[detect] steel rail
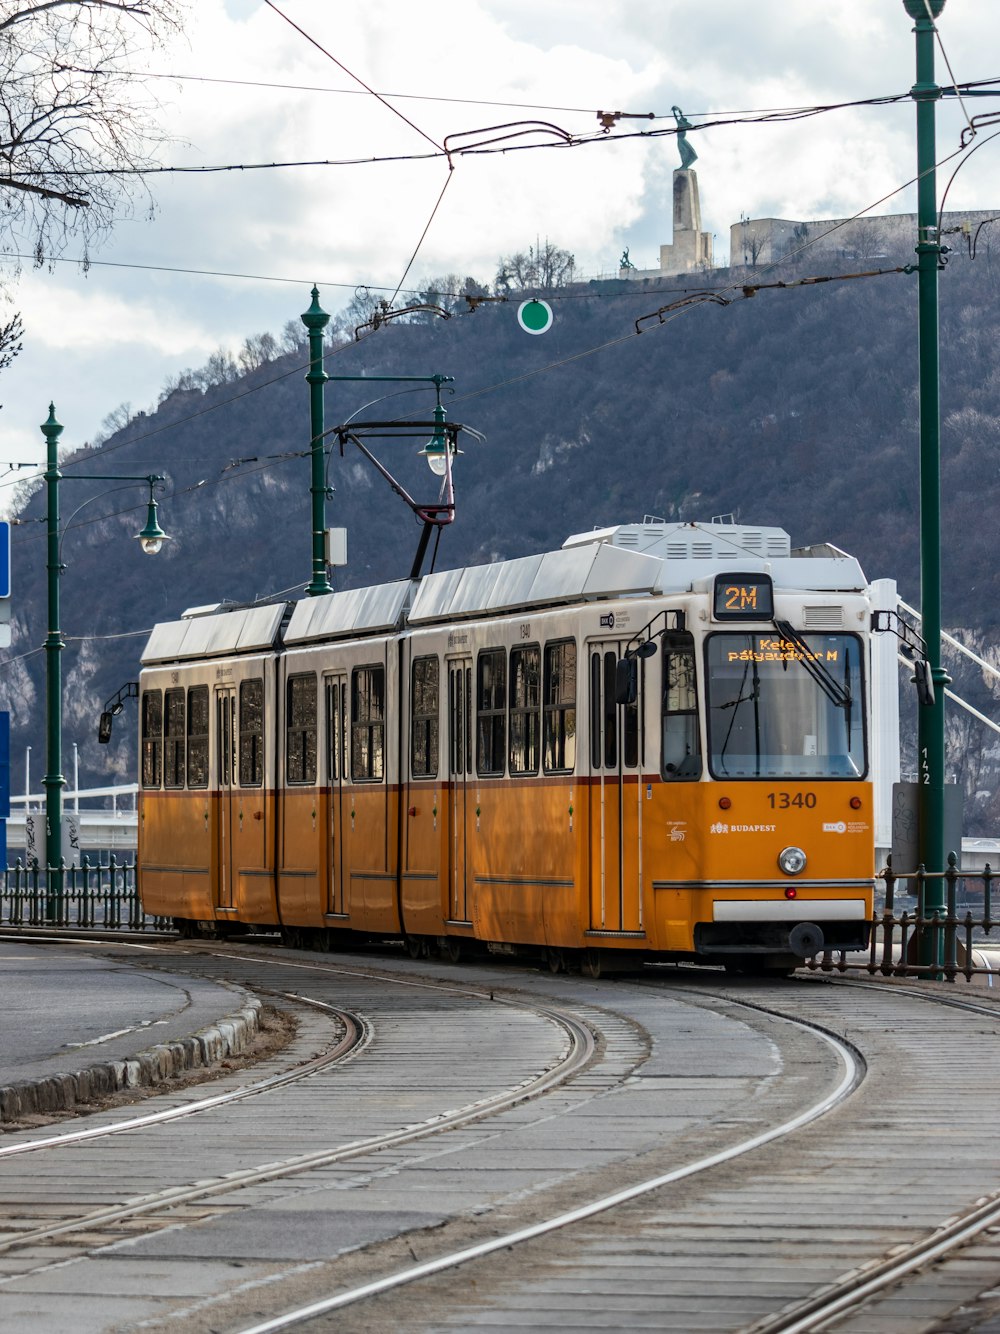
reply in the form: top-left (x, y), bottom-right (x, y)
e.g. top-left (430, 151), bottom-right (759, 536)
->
top-left (231, 998), bottom-right (864, 1334)
top-left (0, 962), bottom-right (597, 1256)
top-left (733, 971), bottom-right (1000, 1332)
top-left (0, 995), bottom-right (365, 1161)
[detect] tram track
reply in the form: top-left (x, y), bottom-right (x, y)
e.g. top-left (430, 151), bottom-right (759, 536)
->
top-left (216, 964), bottom-right (1000, 1334)
top-left (9, 938), bottom-right (1000, 1334)
top-left (0, 941), bottom-right (599, 1261)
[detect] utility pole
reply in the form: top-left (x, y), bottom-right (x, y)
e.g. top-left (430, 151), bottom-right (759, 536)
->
top-left (903, 0), bottom-right (950, 958)
top-left (302, 287), bottom-right (332, 597)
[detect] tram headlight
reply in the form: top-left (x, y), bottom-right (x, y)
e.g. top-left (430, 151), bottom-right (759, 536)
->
top-left (778, 846), bottom-right (807, 876)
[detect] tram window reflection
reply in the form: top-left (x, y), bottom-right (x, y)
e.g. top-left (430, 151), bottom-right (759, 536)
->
top-left (476, 648), bottom-right (506, 777)
top-left (187, 686), bottom-right (209, 788)
top-left (509, 644), bottom-right (541, 775)
top-left (543, 640), bottom-right (577, 774)
top-left (705, 633), bottom-right (866, 779)
top-left (351, 665), bottom-right (385, 782)
top-left (661, 633), bottom-right (701, 780)
top-left (239, 678), bottom-right (264, 787)
top-left (163, 688), bottom-right (185, 789)
top-left (286, 673), bottom-right (317, 784)
top-left (141, 689), bottom-right (162, 789)
top-left (411, 655), bottom-right (439, 778)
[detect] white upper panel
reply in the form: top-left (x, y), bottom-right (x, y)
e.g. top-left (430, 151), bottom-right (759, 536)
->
top-left (284, 580), bottom-right (414, 645)
top-left (408, 543), bottom-right (663, 623)
top-left (563, 520), bottom-right (867, 593)
top-left (141, 602), bottom-right (286, 665)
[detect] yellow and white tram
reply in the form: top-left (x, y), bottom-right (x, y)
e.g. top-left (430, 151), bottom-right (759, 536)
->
top-left (138, 519), bottom-right (876, 973)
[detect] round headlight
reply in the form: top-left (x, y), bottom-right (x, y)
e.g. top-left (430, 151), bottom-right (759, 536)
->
top-left (778, 846), bottom-right (807, 876)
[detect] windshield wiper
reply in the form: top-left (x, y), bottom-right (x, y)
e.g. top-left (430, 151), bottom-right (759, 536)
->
top-left (773, 620), bottom-right (852, 710)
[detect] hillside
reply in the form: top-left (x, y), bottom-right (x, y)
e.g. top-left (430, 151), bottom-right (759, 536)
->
top-left (5, 236), bottom-right (1000, 828)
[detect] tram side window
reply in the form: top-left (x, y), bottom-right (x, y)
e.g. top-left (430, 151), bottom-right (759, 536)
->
top-left (476, 648), bottom-right (506, 777)
top-left (239, 678), bottom-right (264, 787)
top-left (163, 689), bottom-right (185, 789)
top-left (411, 655), bottom-right (439, 778)
top-left (509, 644), bottom-right (541, 775)
top-left (589, 650), bottom-right (639, 770)
top-left (141, 689), bottom-right (162, 788)
top-left (352, 664), bottom-right (385, 781)
top-left (661, 633), bottom-right (701, 780)
top-left (286, 673), bottom-right (317, 784)
top-left (448, 664), bottom-right (472, 777)
top-left (543, 640), bottom-right (577, 774)
top-left (187, 686), bottom-right (209, 788)
top-left (326, 680), bottom-right (345, 782)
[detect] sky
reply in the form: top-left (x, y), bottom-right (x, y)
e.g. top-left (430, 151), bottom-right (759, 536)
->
top-left (2, 0), bottom-right (999, 472)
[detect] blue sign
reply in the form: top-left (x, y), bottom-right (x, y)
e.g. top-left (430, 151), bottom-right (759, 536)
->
top-left (0, 710), bottom-right (8, 869)
top-left (0, 711), bottom-right (8, 820)
top-left (0, 522), bottom-right (9, 598)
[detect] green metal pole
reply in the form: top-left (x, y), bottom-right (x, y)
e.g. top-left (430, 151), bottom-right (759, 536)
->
top-left (904, 0), bottom-right (949, 963)
top-left (302, 287), bottom-right (332, 596)
top-left (40, 404), bottom-right (64, 917)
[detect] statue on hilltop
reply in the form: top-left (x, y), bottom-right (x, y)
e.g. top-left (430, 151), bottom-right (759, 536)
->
top-left (671, 106), bottom-right (698, 170)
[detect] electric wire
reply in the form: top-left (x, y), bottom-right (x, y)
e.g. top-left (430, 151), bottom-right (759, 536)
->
top-left (925, 0), bottom-right (975, 137)
top-left (261, 0), bottom-right (442, 153)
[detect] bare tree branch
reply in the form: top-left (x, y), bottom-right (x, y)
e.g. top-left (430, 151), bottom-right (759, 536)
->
top-left (0, 0), bottom-right (187, 262)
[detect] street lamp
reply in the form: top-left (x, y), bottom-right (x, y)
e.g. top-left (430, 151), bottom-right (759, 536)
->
top-left (902, 0), bottom-right (950, 963)
top-left (299, 287), bottom-right (465, 589)
top-left (39, 403), bottom-right (170, 910)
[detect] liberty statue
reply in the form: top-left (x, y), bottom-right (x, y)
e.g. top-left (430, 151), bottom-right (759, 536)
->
top-left (671, 106), bottom-right (698, 170)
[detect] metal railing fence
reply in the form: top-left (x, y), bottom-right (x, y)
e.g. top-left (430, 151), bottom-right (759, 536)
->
top-left (0, 857), bottom-right (170, 932)
top-left (812, 855), bottom-right (1000, 983)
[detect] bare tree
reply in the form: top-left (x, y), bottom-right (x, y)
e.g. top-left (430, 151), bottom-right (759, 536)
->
top-left (0, 1), bottom-right (186, 264)
top-left (495, 240), bottom-right (575, 292)
top-left (238, 331), bottom-right (279, 374)
top-left (740, 223), bottom-right (768, 267)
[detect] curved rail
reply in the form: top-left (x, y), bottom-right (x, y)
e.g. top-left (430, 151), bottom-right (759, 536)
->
top-left (0, 973), bottom-right (596, 1256)
top-left (231, 996), bottom-right (864, 1334)
top-left (0, 996), bottom-right (365, 1160)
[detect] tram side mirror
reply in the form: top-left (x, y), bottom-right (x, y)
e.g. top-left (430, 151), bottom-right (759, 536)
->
top-left (615, 657), bottom-right (638, 706)
top-left (913, 659), bottom-right (935, 708)
top-left (98, 711), bottom-right (113, 744)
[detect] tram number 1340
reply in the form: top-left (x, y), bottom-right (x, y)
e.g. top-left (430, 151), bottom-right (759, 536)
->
top-left (767, 792), bottom-right (818, 809)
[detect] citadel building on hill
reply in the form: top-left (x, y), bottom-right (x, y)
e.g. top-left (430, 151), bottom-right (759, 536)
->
top-left (619, 160), bottom-right (998, 277)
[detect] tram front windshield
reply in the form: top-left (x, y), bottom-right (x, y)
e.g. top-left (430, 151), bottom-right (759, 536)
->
top-left (706, 633), bottom-right (866, 779)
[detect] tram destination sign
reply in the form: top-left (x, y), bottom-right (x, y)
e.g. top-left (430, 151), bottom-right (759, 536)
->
top-left (713, 572), bottom-right (774, 621)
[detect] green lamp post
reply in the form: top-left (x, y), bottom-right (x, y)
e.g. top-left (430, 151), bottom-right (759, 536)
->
top-left (301, 286), bottom-right (332, 597)
top-left (39, 404), bottom-right (169, 913)
top-left (903, 0), bottom-right (950, 962)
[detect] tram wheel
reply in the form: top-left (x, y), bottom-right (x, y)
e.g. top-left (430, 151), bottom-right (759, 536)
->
top-left (282, 926), bottom-right (304, 950)
top-left (581, 949), bottom-right (603, 979)
top-left (441, 937), bottom-right (464, 963)
top-left (405, 935), bottom-right (425, 960)
top-left (546, 948), bottom-right (566, 974)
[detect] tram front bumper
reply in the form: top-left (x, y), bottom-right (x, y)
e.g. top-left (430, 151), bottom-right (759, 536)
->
top-left (695, 896), bottom-right (871, 957)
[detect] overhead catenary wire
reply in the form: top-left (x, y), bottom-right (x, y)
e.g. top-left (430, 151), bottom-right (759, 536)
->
top-left (261, 0), bottom-right (443, 154)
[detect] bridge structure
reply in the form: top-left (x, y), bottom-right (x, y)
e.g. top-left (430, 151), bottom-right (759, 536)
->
top-left (6, 784), bottom-right (137, 860)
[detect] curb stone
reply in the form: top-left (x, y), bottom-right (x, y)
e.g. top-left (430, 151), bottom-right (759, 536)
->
top-left (0, 996), bottom-right (261, 1124)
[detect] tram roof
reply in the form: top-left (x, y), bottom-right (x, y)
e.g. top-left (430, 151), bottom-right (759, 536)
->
top-left (141, 601), bottom-right (286, 665)
top-left (407, 543), bottom-right (662, 624)
top-left (140, 520), bottom-right (869, 665)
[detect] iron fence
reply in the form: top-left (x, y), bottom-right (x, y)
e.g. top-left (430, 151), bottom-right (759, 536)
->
top-left (0, 857), bottom-right (171, 932)
top-left (811, 854), bottom-right (1000, 983)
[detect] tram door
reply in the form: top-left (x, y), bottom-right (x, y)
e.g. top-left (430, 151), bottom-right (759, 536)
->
top-left (215, 685), bottom-right (238, 911)
top-left (447, 660), bottom-right (473, 922)
top-left (587, 643), bottom-right (643, 933)
top-left (325, 676), bottom-right (348, 916)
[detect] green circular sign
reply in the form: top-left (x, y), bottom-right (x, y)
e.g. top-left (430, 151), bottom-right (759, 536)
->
top-left (517, 299), bottom-right (554, 335)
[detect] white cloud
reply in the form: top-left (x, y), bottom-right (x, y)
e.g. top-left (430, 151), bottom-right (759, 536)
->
top-left (2, 0), bottom-right (998, 465)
